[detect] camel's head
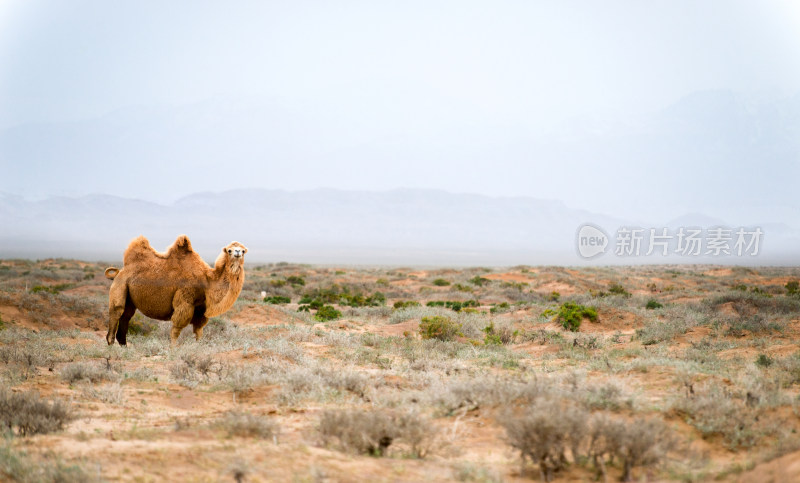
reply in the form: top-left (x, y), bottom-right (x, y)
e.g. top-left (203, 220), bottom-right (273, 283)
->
top-left (223, 241), bottom-right (248, 261)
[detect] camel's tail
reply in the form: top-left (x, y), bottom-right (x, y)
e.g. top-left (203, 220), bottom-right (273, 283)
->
top-left (104, 267), bottom-right (120, 280)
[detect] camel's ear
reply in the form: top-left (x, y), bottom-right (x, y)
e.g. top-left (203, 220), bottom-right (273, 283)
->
top-left (242, 246), bottom-right (248, 254)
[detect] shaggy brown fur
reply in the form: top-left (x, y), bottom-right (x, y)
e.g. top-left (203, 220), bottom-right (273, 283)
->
top-left (105, 235), bottom-right (247, 345)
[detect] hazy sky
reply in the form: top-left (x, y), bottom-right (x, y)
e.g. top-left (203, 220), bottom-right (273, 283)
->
top-left (1, 1), bottom-right (799, 220)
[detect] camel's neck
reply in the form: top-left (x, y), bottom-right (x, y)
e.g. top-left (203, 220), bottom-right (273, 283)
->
top-left (204, 257), bottom-right (245, 318)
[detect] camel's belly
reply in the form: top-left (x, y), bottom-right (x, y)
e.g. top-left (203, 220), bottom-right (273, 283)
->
top-left (128, 291), bottom-right (174, 320)
top-left (126, 275), bottom-right (203, 321)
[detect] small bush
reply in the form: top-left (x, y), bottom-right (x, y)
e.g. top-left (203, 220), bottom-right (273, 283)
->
top-left (393, 300), bottom-right (421, 309)
top-left (587, 414), bottom-right (675, 482)
top-left (286, 275), bottom-right (306, 286)
top-left (419, 316), bottom-right (462, 341)
top-left (468, 276), bottom-right (490, 287)
top-left (0, 388), bottom-right (73, 437)
top-left (432, 278), bottom-right (451, 286)
top-left (314, 305), bottom-right (342, 322)
top-left (482, 322), bottom-right (516, 345)
top-left (264, 295), bottom-right (291, 304)
top-left (645, 299), bottom-right (663, 310)
top-left (318, 409), bottom-right (434, 457)
top-left (215, 411), bottom-right (278, 440)
top-left (500, 399), bottom-right (674, 482)
top-left (786, 280), bottom-right (799, 296)
top-left (755, 353), bottom-right (774, 368)
top-left (30, 283), bottom-right (71, 295)
top-left (673, 381), bottom-right (760, 449)
top-left (608, 283), bottom-right (631, 297)
top-left (725, 314), bottom-right (783, 336)
top-left (553, 302), bottom-right (597, 332)
top-left (425, 300), bottom-right (479, 312)
top-left (499, 399), bottom-right (589, 481)
top-left (489, 302), bottom-right (510, 314)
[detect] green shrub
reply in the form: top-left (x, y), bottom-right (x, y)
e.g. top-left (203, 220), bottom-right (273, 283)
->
top-left (483, 322), bottom-right (516, 345)
top-left (554, 302), bottom-right (597, 332)
top-left (425, 300), bottom-right (479, 312)
top-left (264, 296), bottom-right (291, 304)
top-left (29, 283), bottom-right (71, 295)
top-left (286, 275), bottom-right (306, 286)
top-left (419, 316), bottom-right (462, 341)
top-left (786, 280), bottom-right (799, 296)
top-left (490, 302), bottom-right (510, 314)
top-left (468, 276), bottom-right (490, 287)
top-left (339, 291), bottom-right (385, 307)
top-left (608, 283), bottom-right (631, 297)
top-left (549, 291), bottom-right (560, 301)
top-left (432, 278), bottom-right (450, 286)
top-left (731, 283), bottom-right (747, 291)
top-left (755, 354), bottom-right (774, 367)
top-left (645, 299), bottom-right (663, 310)
top-left (393, 300), bottom-right (421, 309)
top-left (314, 305), bottom-right (342, 322)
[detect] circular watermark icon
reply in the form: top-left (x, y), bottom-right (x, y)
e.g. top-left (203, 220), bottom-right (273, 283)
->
top-left (576, 223), bottom-right (609, 259)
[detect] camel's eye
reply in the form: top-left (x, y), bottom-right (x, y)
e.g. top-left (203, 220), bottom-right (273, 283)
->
top-left (227, 249), bottom-right (232, 254)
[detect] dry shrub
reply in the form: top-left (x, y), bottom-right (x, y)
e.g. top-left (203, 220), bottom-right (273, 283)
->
top-left (0, 388), bottom-right (73, 437)
top-left (672, 381), bottom-right (762, 449)
top-left (499, 399), bottom-right (589, 482)
top-left (587, 414), bottom-right (675, 481)
top-left (318, 409), bottom-right (436, 458)
top-left (499, 398), bottom-right (675, 482)
top-left (0, 345), bottom-right (51, 382)
top-left (215, 411), bottom-right (278, 440)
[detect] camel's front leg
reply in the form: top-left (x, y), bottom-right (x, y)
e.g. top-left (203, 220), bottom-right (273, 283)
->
top-left (170, 291), bottom-right (195, 346)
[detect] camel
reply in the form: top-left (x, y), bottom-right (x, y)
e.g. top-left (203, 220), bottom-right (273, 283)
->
top-left (105, 235), bottom-right (247, 346)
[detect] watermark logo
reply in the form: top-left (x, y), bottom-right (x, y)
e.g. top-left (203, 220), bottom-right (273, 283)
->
top-left (577, 224), bottom-right (763, 259)
top-left (576, 223), bottom-right (609, 259)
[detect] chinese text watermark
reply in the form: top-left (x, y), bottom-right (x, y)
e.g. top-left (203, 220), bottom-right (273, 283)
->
top-left (576, 224), bottom-right (763, 259)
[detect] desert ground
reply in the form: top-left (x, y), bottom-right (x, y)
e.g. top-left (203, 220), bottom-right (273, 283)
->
top-left (1, 259), bottom-right (800, 482)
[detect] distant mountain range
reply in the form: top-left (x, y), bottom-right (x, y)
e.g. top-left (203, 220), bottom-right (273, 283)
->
top-left (1, 189), bottom-right (797, 265)
top-left (1, 89), bottom-right (799, 221)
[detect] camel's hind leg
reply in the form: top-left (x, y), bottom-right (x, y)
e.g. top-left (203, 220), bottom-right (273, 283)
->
top-left (107, 275), bottom-right (129, 345)
top-left (115, 297), bottom-right (136, 346)
top-left (191, 309), bottom-right (209, 341)
top-left (169, 291), bottom-right (195, 346)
